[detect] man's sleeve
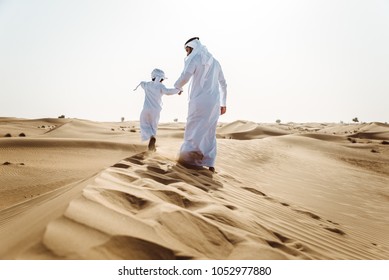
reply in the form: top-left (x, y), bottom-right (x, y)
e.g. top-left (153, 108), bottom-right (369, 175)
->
top-left (219, 67), bottom-right (227, 107)
top-left (174, 60), bottom-right (196, 89)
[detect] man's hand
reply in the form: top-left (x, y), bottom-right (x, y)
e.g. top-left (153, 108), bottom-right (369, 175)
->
top-left (220, 106), bottom-right (227, 115)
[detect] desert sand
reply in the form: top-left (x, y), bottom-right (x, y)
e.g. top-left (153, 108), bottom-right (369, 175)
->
top-left (0, 117), bottom-right (388, 260)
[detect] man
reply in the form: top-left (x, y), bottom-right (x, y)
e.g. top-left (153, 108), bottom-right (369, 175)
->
top-left (174, 37), bottom-right (227, 172)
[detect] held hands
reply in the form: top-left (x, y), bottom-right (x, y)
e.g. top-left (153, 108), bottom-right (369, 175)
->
top-left (220, 106), bottom-right (227, 115)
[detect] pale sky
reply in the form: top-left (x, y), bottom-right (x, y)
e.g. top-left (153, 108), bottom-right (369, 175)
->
top-left (1, 0), bottom-right (388, 123)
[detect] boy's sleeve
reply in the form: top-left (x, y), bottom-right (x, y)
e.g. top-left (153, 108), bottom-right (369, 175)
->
top-left (140, 81), bottom-right (146, 90)
top-left (161, 85), bottom-right (181, 95)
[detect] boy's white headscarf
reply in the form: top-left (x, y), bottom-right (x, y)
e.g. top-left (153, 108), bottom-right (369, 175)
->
top-left (133, 68), bottom-right (166, 91)
top-left (184, 38), bottom-right (214, 88)
top-left (151, 68), bottom-right (166, 83)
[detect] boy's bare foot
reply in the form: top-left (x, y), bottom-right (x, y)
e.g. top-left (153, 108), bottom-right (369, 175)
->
top-left (148, 136), bottom-right (156, 151)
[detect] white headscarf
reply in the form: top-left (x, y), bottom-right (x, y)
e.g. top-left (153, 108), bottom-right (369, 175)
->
top-left (133, 68), bottom-right (166, 91)
top-left (184, 39), bottom-right (214, 88)
top-left (151, 68), bottom-right (167, 83)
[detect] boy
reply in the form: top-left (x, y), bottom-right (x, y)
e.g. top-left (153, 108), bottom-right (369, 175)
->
top-left (134, 68), bottom-right (181, 151)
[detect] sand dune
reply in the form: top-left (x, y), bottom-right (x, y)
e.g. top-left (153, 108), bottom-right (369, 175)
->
top-left (348, 122), bottom-right (389, 141)
top-left (1, 118), bottom-right (388, 259)
top-left (217, 120), bottom-right (289, 140)
top-left (0, 118), bottom-right (143, 210)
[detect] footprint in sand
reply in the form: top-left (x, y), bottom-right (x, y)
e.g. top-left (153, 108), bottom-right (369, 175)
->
top-left (111, 163), bottom-right (131, 169)
top-left (241, 183), bottom-right (347, 239)
top-left (295, 210), bottom-right (321, 220)
top-left (2, 161), bottom-right (25, 166)
top-left (242, 187), bottom-right (267, 197)
top-left (324, 227), bottom-right (346, 236)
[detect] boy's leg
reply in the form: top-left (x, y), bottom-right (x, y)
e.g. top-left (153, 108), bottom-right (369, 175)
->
top-left (148, 136), bottom-right (156, 151)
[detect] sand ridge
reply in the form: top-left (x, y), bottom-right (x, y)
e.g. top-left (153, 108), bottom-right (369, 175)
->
top-left (1, 118), bottom-right (389, 259)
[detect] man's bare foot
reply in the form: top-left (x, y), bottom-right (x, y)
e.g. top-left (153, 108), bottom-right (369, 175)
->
top-left (177, 160), bottom-right (205, 170)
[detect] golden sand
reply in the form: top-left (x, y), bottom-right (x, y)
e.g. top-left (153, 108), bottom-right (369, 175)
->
top-left (1, 118), bottom-right (388, 259)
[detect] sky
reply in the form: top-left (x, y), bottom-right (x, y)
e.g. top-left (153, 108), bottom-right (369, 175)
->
top-left (1, 0), bottom-right (388, 124)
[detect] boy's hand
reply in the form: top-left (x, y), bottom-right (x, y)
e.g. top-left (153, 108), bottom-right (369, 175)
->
top-left (220, 106), bottom-right (227, 115)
